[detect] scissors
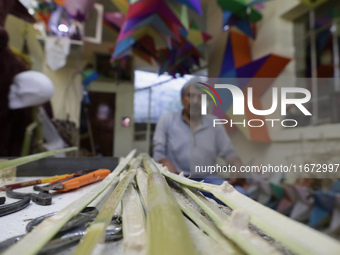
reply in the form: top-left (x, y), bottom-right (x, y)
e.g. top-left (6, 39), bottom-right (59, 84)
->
top-left (0, 207), bottom-right (122, 254)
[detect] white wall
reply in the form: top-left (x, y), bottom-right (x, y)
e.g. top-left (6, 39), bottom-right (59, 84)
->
top-left (6, 15), bottom-right (44, 72)
top-left (206, 0), bottom-right (340, 167)
top-left (43, 59), bottom-right (83, 127)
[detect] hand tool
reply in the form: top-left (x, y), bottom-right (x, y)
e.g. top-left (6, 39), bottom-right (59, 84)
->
top-left (0, 207), bottom-right (122, 254)
top-left (26, 207), bottom-right (99, 233)
top-left (3, 169), bottom-right (110, 207)
top-left (0, 169), bottom-right (105, 191)
top-left (6, 188), bottom-right (52, 206)
top-left (33, 169), bottom-right (111, 193)
top-left (0, 175), bottom-right (70, 191)
top-left (0, 169), bottom-right (110, 217)
top-left (0, 197), bottom-right (30, 217)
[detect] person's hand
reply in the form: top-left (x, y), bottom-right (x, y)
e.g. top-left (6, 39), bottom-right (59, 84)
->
top-left (158, 158), bottom-right (179, 174)
top-left (227, 156), bottom-right (246, 186)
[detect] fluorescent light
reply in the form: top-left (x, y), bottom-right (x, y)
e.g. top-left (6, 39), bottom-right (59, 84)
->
top-left (58, 24), bottom-right (69, 33)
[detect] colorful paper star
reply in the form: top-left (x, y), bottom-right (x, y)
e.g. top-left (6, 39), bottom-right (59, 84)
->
top-left (172, 0), bottom-right (202, 15)
top-left (213, 31), bottom-right (290, 143)
top-left (111, 0), bottom-right (129, 15)
top-left (103, 12), bottom-right (125, 33)
top-left (217, 0), bottom-right (270, 38)
top-left (112, 0), bottom-right (208, 76)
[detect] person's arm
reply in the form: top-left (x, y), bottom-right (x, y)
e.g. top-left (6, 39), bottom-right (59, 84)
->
top-left (227, 155), bottom-right (245, 186)
top-left (153, 114), bottom-right (178, 174)
top-left (227, 155), bottom-right (243, 170)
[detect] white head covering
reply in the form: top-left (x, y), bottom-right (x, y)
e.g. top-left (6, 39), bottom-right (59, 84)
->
top-left (8, 71), bottom-right (54, 109)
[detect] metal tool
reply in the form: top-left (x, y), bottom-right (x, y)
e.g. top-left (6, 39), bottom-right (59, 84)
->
top-left (26, 207), bottom-right (99, 233)
top-left (0, 175), bottom-right (69, 191)
top-left (0, 207), bottom-right (122, 254)
top-left (3, 169), bottom-right (110, 207)
top-left (0, 197), bottom-right (30, 217)
top-left (6, 188), bottom-right (52, 206)
top-left (34, 169), bottom-right (111, 193)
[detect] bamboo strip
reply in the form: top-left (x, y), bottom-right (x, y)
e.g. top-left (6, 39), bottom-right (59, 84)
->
top-left (183, 187), bottom-right (281, 255)
top-left (144, 156), bottom-right (196, 255)
top-left (2, 149), bottom-right (136, 255)
top-left (168, 181), bottom-right (243, 255)
top-left (161, 168), bottom-right (340, 255)
top-left (0, 147), bottom-right (78, 171)
top-left (136, 168), bottom-right (148, 206)
top-left (72, 170), bottom-right (137, 255)
top-left (122, 182), bottom-right (146, 255)
top-left (184, 217), bottom-right (230, 255)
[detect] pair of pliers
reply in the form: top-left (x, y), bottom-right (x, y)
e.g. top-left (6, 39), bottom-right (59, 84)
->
top-left (0, 169), bottom-right (111, 216)
top-left (4, 169), bottom-right (111, 207)
top-left (0, 207), bottom-right (122, 254)
top-left (0, 196), bottom-right (30, 217)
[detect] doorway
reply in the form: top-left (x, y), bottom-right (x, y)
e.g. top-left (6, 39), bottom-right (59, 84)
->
top-left (80, 92), bottom-right (116, 156)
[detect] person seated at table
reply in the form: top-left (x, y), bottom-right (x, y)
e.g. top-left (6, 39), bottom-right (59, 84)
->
top-left (153, 79), bottom-right (246, 193)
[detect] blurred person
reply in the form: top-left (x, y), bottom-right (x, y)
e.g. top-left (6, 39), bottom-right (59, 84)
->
top-left (153, 79), bottom-right (245, 190)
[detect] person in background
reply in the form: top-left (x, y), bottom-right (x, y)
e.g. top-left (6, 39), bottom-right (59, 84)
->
top-left (153, 79), bottom-right (246, 192)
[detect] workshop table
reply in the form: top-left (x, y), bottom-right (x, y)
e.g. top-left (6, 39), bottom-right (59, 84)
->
top-left (0, 157), bottom-right (124, 254)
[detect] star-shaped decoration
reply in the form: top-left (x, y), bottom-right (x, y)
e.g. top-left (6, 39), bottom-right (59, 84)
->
top-left (111, 0), bottom-right (129, 15)
top-left (172, 0), bottom-right (202, 15)
top-left (213, 31), bottom-right (290, 143)
top-left (112, 0), bottom-right (209, 76)
top-left (217, 0), bottom-right (271, 38)
top-left (125, 0), bottom-right (188, 28)
top-left (103, 12), bottom-right (125, 33)
top-left (122, 13), bottom-right (180, 40)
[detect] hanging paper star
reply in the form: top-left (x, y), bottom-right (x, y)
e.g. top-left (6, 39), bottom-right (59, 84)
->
top-left (112, 0), bottom-right (208, 76)
top-left (247, 0), bottom-right (272, 5)
top-left (186, 22), bottom-right (212, 49)
top-left (53, 0), bottom-right (65, 6)
top-left (125, 0), bottom-right (187, 28)
top-left (213, 31), bottom-right (290, 143)
top-left (111, 0), bottom-right (129, 15)
top-left (222, 11), bottom-right (255, 38)
top-left (121, 13), bottom-right (180, 40)
top-left (112, 0), bottom-right (190, 57)
top-left (172, 0), bottom-right (202, 15)
top-left (155, 22), bottom-right (211, 76)
top-left (132, 35), bottom-right (160, 64)
top-left (103, 12), bottom-right (125, 33)
top-left (217, 0), bottom-right (271, 38)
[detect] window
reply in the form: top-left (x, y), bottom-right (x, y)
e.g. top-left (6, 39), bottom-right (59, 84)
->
top-left (133, 70), bottom-right (198, 142)
top-left (134, 71), bottom-right (188, 123)
top-left (291, 0), bottom-right (340, 127)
